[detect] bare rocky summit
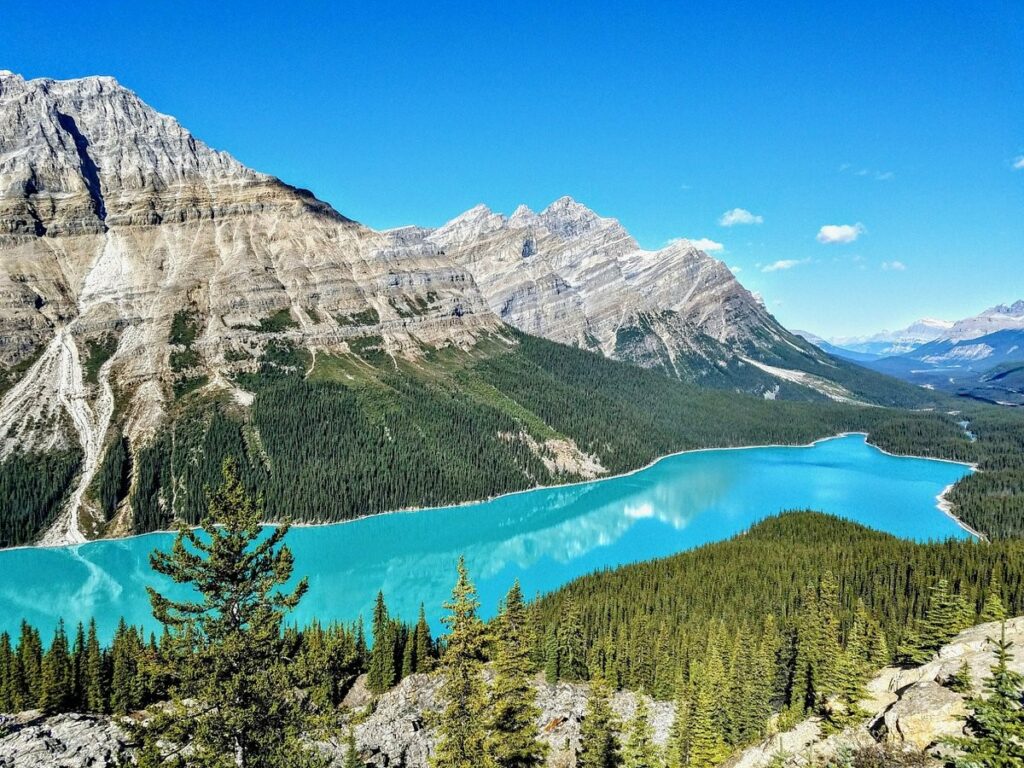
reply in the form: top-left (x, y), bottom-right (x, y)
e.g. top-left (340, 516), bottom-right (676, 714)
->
top-left (395, 196), bottom-right (808, 380)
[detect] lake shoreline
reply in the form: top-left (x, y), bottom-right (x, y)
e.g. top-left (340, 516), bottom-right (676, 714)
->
top-left (10, 431), bottom-right (978, 553)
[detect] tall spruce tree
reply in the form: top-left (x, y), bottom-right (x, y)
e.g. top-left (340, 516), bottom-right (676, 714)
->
top-left (0, 632), bottom-right (16, 713)
top-left (143, 459), bottom-right (323, 768)
top-left (687, 664), bottom-right (728, 768)
top-left (414, 604), bottom-right (435, 673)
top-left (486, 581), bottom-right (546, 768)
top-left (557, 598), bottom-right (588, 682)
top-left (367, 591), bottom-right (398, 694)
top-left (432, 557), bottom-right (494, 768)
top-left (950, 623), bottom-right (1024, 767)
top-left (622, 697), bottom-right (661, 768)
top-left (16, 621), bottom-right (41, 709)
top-left (544, 624), bottom-right (560, 685)
top-left (577, 675), bottom-right (622, 768)
top-left (981, 580), bottom-right (1009, 623)
top-left (40, 620), bottom-right (73, 714)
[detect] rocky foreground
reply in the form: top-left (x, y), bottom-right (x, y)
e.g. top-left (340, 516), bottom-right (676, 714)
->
top-left (2, 616), bottom-right (1021, 767)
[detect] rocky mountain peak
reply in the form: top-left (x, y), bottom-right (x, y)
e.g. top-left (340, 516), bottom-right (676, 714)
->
top-left (537, 195), bottom-right (607, 238)
top-left (984, 299), bottom-right (1024, 317)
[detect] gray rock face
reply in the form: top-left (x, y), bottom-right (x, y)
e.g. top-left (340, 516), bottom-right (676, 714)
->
top-left (341, 672), bottom-right (673, 767)
top-left (399, 197), bottom-right (799, 378)
top-left (0, 712), bottom-right (130, 768)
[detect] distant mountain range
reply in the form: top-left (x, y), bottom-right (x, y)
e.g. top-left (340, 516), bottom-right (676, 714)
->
top-left (797, 301), bottom-right (1024, 405)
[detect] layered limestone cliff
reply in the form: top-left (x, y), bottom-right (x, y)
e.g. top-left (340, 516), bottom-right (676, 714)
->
top-left (394, 197), bottom-right (817, 381)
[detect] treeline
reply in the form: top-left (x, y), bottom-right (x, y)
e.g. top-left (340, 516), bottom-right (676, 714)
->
top-left (0, 448), bottom-right (81, 548)
top-left (0, 594), bottom-right (434, 718)
top-left (945, 403), bottom-right (1024, 539)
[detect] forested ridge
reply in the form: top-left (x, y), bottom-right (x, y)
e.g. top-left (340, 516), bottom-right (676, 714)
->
top-left (2, 330), bottom-right (1023, 546)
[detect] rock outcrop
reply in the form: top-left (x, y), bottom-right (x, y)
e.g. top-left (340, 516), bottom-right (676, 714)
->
top-left (730, 615), bottom-right (1024, 768)
top-left (0, 712), bottom-right (130, 768)
top-left (339, 672), bottom-right (673, 767)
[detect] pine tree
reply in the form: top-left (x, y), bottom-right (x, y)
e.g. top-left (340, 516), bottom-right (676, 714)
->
top-left (815, 571), bottom-right (844, 699)
top-left (486, 581), bottom-right (546, 768)
top-left (950, 623), bottom-right (1024, 767)
top-left (40, 620), bottom-right (73, 714)
top-left (946, 659), bottom-right (973, 694)
top-left (743, 615), bottom-right (779, 743)
top-left (143, 458), bottom-right (324, 768)
top-left (71, 622), bottom-right (86, 709)
top-left (110, 619), bottom-right (143, 714)
top-left (623, 697), bottom-right (661, 768)
top-left (919, 579), bottom-right (970, 653)
top-left (355, 616), bottom-right (368, 668)
top-left (343, 726), bottom-right (363, 768)
top-left (544, 623), bottom-right (560, 685)
top-left (981, 580), bottom-right (1008, 623)
top-left (665, 688), bottom-right (691, 768)
top-left (557, 598), bottom-right (588, 682)
top-left (687, 664), bottom-right (728, 768)
top-left (0, 632), bottom-right (17, 713)
top-left (414, 604), bottom-right (435, 673)
top-left (401, 630), bottom-right (417, 679)
top-left (16, 621), bottom-right (42, 709)
top-left (577, 675), bottom-right (621, 768)
top-left (367, 592), bottom-right (398, 694)
top-left (432, 557), bottom-right (494, 768)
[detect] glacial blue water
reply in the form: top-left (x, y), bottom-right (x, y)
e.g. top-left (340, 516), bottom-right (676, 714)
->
top-left (0, 434), bottom-right (972, 643)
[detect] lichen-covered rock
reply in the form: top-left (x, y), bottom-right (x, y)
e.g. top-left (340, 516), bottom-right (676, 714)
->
top-left (879, 680), bottom-right (966, 751)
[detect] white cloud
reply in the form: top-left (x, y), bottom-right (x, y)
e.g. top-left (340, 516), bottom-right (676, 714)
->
top-left (675, 237), bottom-right (724, 252)
top-left (729, 265), bottom-right (743, 274)
top-left (816, 223), bottom-right (864, 244)
top-left (881, 260), bottom-right (907, 271)
top-left (718, 208), bottom-right (763, 227)
top-left (761, 258), bottom-right (809, 273)
top-left (875, 171), bottom-right (895, 181)
top-left (1013, 156), bottom-right (1024, 170)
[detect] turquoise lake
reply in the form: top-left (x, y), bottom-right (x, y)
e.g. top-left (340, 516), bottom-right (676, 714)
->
top-left (0, 434), bottom-right (973, 643)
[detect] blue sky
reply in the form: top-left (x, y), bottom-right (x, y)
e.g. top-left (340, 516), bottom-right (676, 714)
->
top-left (4, 1), bottom-right (1022, 337)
